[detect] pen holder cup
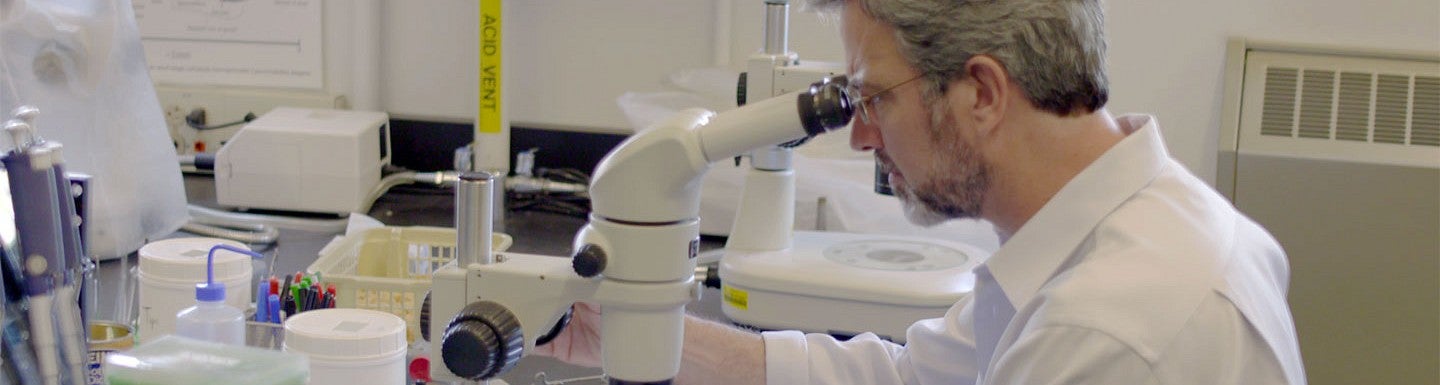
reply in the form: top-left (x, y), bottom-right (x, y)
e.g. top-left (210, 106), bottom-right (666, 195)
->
top-left (246, 321), bottom-right (286, 350)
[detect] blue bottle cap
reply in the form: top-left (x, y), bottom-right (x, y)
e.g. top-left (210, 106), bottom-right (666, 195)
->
top-left (196, 281), bottom-right (226, 302)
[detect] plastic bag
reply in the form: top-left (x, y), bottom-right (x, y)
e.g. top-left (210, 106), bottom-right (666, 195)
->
top-left (617, 67), bottom-right (739, 133)
top-left (0, 0), bottom-right (189, 258)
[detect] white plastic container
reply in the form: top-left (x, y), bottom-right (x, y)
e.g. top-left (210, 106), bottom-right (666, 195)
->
top-left (283, 308), bottom-right (407, 385)
top-left (137, 238), bottom-right (254, 343)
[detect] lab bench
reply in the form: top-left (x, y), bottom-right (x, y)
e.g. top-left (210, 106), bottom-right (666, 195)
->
top-left (93, 175), bottom-right (727, 385)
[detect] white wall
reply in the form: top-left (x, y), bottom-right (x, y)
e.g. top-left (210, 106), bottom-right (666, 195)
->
top-left (380, 0), bottom-right (1439, 183)
top-left (382, 0), bottom-right (717, 132)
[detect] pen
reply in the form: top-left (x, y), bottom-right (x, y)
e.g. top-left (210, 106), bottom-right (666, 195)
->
top-left (281, 275), bottom-right (294, 317)
top-left (267, 294), bottom-right (282, 324)
top-left (299, 283), bottom-right (310, 312)
top-left (307, 285), bottom-right (320, 311)
top-left (293, 273), bottom-right (305, 309)
top-left (255, 281), bottom-right (270, 322)
top-left (296, 279), bottom-right (309, 310)
top-left (314, 289), bottom-right (323, 311)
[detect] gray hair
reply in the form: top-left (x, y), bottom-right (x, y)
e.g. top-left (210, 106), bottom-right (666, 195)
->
top-left (809, 0), bottom-right (1109, 115)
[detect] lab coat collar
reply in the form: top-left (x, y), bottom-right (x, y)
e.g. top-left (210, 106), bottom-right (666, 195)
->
top-left (982, 114), bottom-right (1169, 310)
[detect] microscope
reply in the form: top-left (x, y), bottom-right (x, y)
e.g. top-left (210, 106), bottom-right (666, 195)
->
top-left (717, 0), bottom-right (989, 344)
top-left (425, 78), bottom-right (854, 383)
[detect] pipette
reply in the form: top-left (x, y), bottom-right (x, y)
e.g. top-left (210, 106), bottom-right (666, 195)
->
top-left (3, 118), bottom-right (69, 385)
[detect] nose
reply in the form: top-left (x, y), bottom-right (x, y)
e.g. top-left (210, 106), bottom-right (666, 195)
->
top-left (850, 116), bottom-right (882, 152)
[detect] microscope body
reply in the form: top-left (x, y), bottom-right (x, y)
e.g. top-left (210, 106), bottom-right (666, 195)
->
top-left (427, 223), bottom-right (701, 383)
top-left (428, 110), bottom-right (715, 384)
top-left (429, 79), bottom-right (852, 384)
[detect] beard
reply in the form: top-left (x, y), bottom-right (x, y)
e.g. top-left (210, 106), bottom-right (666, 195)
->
top-left (877, 127), bottom-right (990, 227)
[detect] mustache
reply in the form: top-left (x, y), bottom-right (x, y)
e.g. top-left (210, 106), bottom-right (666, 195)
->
top-left (875, 151), bottom-right (896, 174)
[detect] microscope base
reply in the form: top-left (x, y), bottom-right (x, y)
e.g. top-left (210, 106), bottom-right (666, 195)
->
top-left (719, 231), bottom-right (989, 342)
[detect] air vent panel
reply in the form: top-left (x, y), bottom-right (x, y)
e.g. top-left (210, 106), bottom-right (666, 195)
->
top-left (1374, 74), bottom-right (1410, 144)
top-left (1236, 49), bottom-right (1438, 168)
top-left (1335, 72), bottom-right (1372, 142)
top-left (1261, 67), bottom-right (1299, 137)
top-left (1413, 76), bottom-right (1440, 146)
top-left (1299, 70), bottom-right (1336, 139)
top-left (1255, 63), bottom-right (1439, 147)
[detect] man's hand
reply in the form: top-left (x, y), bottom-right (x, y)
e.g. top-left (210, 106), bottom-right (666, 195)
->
top-left (532, 301), bottom-right (603, 367)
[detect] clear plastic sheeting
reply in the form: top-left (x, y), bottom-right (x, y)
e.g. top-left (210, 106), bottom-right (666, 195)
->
top-left (616, 67), bottom-right (740, 133)
top-left (0, 0), bottom-right (189, 258)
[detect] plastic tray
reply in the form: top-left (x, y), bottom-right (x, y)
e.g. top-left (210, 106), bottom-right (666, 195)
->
top-left (308, 226), bottom-right (512, 343)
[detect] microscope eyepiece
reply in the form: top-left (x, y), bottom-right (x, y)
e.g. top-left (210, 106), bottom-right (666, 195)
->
top-left (797, 76), bottom-right (855, 136)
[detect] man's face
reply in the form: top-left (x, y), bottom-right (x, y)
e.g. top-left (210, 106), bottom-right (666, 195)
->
top-left (841, 3), bottom-right (990, 226)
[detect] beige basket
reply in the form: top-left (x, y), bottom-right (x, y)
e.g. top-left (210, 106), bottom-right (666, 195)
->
top-left (308, 226), bottom-right (513, 343)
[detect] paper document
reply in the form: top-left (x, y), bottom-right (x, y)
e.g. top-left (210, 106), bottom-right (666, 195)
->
top-left (133, 0), bottom-right (323, 89)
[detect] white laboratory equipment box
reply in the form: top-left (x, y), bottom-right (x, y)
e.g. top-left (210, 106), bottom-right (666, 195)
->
top-left (215, 108), bottom-right (391, 215)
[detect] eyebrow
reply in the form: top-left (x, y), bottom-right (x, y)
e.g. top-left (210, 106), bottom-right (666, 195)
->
top-left (844, 65), bottom-right (867, 88)
top-left (851, 77), bottom-right (893, 97)
top-left (846, 76), bottom-right (879, 94)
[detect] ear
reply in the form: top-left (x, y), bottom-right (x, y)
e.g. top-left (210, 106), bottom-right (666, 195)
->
top-left (958, 55), bottom-right (1010, 136)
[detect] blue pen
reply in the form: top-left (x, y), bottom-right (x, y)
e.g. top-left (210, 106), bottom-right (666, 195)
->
top-left (255, 280), bottom-right (270, 322)
top-left (267, 294), bottom-right (282, 324)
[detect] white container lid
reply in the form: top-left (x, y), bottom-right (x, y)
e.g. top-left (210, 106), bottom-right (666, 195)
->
top-left (284, 308), bottom-right (406, 360)
top-left (138, 238), bottom-right (252, 281)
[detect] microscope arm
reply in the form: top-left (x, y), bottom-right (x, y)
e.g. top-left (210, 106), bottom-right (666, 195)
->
top-left (591, 78), bottom-right (853, 224)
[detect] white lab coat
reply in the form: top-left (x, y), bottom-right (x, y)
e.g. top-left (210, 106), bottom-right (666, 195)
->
top-left (762, 115), bottom-right (1307, 385)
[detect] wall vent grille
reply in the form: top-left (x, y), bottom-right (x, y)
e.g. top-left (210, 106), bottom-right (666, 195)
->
top-left (1260, 66), bottom-right (1440, 147)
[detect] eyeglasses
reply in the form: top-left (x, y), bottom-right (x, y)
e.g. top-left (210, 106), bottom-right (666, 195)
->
top-left (845, 74), bottom-right (924, 124)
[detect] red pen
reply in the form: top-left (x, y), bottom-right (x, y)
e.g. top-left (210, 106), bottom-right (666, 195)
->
top-left (269, 276), bottom-right (280, 297)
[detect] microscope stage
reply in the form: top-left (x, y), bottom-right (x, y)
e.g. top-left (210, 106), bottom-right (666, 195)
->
top-left (718, 231), bottom-right (988, 342)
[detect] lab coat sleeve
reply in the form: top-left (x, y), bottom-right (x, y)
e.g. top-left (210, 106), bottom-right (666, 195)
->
top-left (985, 325), bottom-right (1159, 385)
top-left (762, 296), bottom-right (981, 385)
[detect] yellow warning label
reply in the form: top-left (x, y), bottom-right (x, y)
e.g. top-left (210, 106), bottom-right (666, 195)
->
top-left (478, 0), bottom-right (502, 134)
top-left (722, 285), bottom-right (749, 310)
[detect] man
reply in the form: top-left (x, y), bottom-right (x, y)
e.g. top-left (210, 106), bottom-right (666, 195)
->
top-left (537, 0), bottom-right (1307, 384)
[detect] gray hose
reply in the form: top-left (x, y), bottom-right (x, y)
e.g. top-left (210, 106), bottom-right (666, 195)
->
top-left (179, 221), bottom-right (280, 244)
top-left (184, 171), bottom-right (422, 235)
top-left (187, 205), bottom-right (348, 234)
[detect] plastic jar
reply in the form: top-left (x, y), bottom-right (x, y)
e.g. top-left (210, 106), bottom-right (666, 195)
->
top-left (137, 238), bottom-right (253, 343)
top-left (283, 308), bottom-right (407, 385)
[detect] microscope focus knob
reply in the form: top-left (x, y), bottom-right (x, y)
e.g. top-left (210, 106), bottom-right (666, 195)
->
top-left (572, 244), bottom-right (607, 278)
top-left (440, 301), bottom-right (524, 380)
